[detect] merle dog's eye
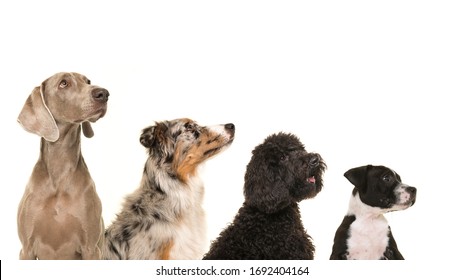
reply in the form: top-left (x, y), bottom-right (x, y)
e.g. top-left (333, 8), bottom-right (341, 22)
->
top-left (185, 123), bottom-right (195, 131)
top-left (59, 79), bottom-right (68, 88)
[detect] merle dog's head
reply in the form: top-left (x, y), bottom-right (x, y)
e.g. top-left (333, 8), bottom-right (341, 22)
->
top-left (243, 132), bottom-right (326, 213)
top-left (140, 118), bottom-right (235, 183)
top-left (345, 165), bottom-right (417, 212)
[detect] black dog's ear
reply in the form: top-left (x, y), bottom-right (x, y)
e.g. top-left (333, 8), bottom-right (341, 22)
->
top-left (344, 165), bottom-right (372, 192)
top-left (245, 178), bottom-right (291, 213)
top-left (244, 155), bottom-right (291, 213)
top-left (140, 122), bottom-right (168, 148)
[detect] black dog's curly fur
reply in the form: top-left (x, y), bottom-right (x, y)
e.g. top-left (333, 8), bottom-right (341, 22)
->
top-left (203, 132), bottom-right (326, 260)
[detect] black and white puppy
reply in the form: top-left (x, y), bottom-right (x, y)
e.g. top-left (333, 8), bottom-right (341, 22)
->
top-left (330, 165), bottom-right (417, 260)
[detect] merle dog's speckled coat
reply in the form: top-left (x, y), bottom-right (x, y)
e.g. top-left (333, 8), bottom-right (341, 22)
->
top-left (203, 133), bottom-right (326, 260)
top-left (104, 118), bottom-right (235, 260)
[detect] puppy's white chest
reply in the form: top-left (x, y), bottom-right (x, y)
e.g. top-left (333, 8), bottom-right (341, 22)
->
top-left (346, 216), bottom-right (390, 260)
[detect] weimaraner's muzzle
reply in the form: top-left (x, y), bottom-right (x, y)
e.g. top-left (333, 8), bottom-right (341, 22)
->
top-left (17, 72), bottom-right (109, 259)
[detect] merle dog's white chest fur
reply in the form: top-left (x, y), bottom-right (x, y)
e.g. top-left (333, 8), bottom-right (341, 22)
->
top-left (345, 194), bottom-right (390, 260)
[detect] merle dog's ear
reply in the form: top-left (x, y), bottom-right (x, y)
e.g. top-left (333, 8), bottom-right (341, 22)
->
top-left (244, 153), bottom-right (291, 213)
top-left (344, 165), bottom-right (371, 191)
top-left (140, 122), bottom-right (168, 148)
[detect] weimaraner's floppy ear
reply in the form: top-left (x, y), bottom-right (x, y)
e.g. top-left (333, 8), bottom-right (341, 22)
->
top-left (82, 121), bottom-right (94, 138)
top-left (17, 85), bottom-right (59, 142)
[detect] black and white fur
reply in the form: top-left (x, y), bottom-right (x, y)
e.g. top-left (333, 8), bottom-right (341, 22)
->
top-left (103, 118), bottom-right (235, 260)
top-left (330, 165), bottom-right (417, 260)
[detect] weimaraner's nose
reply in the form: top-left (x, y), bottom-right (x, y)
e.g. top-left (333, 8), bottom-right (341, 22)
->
top-left (92, 88), bottom-right (109, 103)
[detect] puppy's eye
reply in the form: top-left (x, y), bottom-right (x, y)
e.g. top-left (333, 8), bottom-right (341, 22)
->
top-left (383, 175), bottom-right (392, 182)
top-left (280, 155), bottom-right (289, 161)
top-left (87, 79), bottom-right (91, 85)
top-left (59, 79), bottom-right (68, 88)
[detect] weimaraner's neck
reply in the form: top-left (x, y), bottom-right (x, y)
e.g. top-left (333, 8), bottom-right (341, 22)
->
top-left (39, 123), bottom-right (86, 179)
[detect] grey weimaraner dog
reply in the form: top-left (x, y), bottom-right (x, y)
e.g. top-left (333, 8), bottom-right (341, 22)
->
top-left (17, 72), bottom-right (109, 259)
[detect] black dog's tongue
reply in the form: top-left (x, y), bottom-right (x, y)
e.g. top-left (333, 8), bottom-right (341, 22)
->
top-left (308, 176), bottom-right (316, 184)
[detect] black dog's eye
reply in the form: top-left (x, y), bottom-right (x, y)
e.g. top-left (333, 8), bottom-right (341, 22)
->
top-left (59, 79), bottom-right (68, 88)
top-left (280, 155), bottom-right (289, 162)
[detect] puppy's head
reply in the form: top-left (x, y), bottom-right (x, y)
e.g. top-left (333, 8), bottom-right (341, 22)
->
top-left (244, 132), bottom-right (326, 213)
top-left (140, 118), bottom-right (235, 183)
top-left (18, 72), bottom-right (109, 141)
top-left (344, 165), bottom-right (417, 212)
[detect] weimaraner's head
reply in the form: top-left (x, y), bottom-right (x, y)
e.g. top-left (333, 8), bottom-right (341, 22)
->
top-left (18, 72), bottom-right (109, 142)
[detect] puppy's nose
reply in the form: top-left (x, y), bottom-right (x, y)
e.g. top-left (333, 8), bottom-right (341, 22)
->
top-left (309, 155), bottom-right (319, 167)
top-left (92, 88), bottom-right (110, 103)
top-left (406, 186), bottom-right (417, 199)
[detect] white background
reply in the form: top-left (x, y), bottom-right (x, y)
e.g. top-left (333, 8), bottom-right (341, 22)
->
top-left (1, 0), bottom-right (462, 278)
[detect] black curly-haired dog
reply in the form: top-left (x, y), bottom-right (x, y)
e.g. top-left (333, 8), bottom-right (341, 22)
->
top-left (203, 132), bottom-right (326, 260)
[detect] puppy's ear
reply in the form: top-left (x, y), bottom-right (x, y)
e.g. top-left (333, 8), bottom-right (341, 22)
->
top-left (82, 121), bottom-right (94, 138)
top-left (17, 84), bottom-right (59, 142)
top-left (344, 165), bottom-right (371, 191)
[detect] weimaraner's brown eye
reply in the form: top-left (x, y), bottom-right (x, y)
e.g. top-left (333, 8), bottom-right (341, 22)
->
top-left (59, 79), bottom-right (68, 88)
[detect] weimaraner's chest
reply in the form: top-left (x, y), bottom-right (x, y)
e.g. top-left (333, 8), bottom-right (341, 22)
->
top-left (22, 189), bottom-right (91, 234)
top-left (18, 168), bottom-right (102, 259)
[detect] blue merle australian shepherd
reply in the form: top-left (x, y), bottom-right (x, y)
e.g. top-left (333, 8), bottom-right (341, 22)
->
top-left (104, 118), bottom-right (235, 259)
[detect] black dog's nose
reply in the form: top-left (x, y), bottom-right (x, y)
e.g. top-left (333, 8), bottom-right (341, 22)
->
top-left (92, 88), bottom-right (110, 103)
top-left (309, 155), bottom-right (319, 167)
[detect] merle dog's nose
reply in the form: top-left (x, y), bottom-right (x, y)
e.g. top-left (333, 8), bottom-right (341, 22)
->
top-left (309, 155), bottom-right (319, 168)
top-left (92, 88), bottom-right (110, 103)
top-left (225, 123), bottom-right (235, 136)
top-left (225, 123), bottom-right (235, 131)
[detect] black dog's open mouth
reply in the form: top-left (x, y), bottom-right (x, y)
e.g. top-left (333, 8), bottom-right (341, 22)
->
top-left (307, 176), bottom-right (316, 184)
top-left (300, 174), bottom-right (322, 198)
